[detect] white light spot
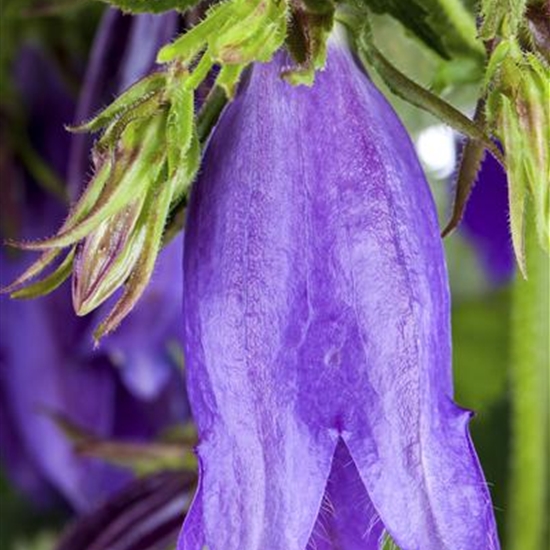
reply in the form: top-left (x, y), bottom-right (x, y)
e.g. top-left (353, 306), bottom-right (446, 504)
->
top-left (416, 125), bottom-right (457, 180)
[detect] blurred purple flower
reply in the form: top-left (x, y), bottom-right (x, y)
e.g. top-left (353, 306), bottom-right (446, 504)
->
top-left (0, 11), bottom-right (187, 513)
top-left (461, 151), bottom-right (514, 284)
top-left (180, 38), bottom-right (499, 549)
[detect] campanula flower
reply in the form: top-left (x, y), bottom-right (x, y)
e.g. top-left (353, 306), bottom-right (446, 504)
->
top-left (180, 33), bottom-right (500, 549)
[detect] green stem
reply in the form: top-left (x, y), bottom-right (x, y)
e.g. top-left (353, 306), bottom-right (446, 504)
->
top-left (508, 206), bottom-right (549, 550)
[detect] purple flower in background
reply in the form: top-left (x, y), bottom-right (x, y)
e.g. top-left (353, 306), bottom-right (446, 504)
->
top-left (180, 35), bottom-right (499, 550)
top-left (461, 151), bottom-right (514, 284)
top-left (0, 10), bottom-right (188, 513)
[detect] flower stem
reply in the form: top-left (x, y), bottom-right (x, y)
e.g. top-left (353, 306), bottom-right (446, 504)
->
top-left (508, 206), bottom-right (549, 550)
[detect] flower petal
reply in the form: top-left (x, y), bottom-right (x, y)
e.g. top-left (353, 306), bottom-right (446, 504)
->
top-left (307, 439), bottom-right (384, 550)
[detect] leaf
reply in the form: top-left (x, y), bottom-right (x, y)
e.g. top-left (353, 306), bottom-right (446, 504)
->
top-left (355, 22), bottom-right (503, 164)
top-left (355, 0), bottom-right (483, 60)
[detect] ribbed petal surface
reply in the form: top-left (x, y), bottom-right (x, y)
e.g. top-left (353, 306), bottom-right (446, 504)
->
top-left (181, 39), bottom-right (499, 550)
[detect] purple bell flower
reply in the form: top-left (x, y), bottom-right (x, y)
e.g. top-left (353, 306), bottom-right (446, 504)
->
top-left (180, 34), bottom-right (499, 550)
top-left (461, 151), bottom-right (514, 284)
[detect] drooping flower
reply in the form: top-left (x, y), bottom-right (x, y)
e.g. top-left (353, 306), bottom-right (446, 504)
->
top-left (180, 32), bottom-right (500, 550)
top-left (0, 14), bottom-right (188, 512)
top-left (460, 150), bottom-right (514, 284)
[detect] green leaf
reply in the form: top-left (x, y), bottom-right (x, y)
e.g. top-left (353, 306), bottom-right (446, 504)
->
top-left (353, 19), bottom-right (503, 164)
top-left (355, 0), bottom-right (483, 60)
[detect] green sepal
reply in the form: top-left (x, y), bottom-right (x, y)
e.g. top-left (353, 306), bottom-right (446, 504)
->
top-left (17, 157), bottom-right (143, 250)
top-left (72, 198), bottom-right (146, 315)
top-left (170, 131), bottom-right (201, 203)
top-left (47, 411), bottom-right (196, 475)
top-left (215, 64), bottom-right (246, 98)
top-left (480, 0), bottom-right (528, 40)
top-left (2, 161), bottom-right (113, 293)
top-left (166, 85), bottom-right (194, 178)
top-left (485, 38), bottom-right (550, 274)
top-left (442, 99), bottom-right (491, 238)
top-left (18, 118), bottom-right (165, 251)
top-left (93, 164), bottom-right (174, 342)
top-left (10, 249), bottom-right (75, 299)
top-left (212, 1), bottom-right (288, 65)
top-left (182, 53), bottom-right (214, 91)
top-left (95, 94), bottom-right (165, 155)
top-left (68, 72), bottom-right (166, 133)
top-left (156, 2), bottom-right (236, 64)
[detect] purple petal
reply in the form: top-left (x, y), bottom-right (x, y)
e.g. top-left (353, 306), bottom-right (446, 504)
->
top-left (14, 46), bottom-right (76, 180)
top-left (307, 439), bottom-right (384, 549)
top-left (181, 37), bottom-right (499, 549)
top-left (0, 269), bottom-right (129, 510)
top-left (461, 151), bottom-right (514, 283)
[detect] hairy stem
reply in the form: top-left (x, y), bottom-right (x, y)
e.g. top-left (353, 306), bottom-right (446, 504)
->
top-left (508, 203), bottom-right (549, 550)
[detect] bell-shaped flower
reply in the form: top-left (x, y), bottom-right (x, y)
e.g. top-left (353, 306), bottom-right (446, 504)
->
top-left (180, 33), bottom-right (500, 549)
